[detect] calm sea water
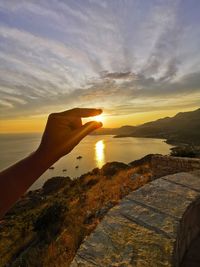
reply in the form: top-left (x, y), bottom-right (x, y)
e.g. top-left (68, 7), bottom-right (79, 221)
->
top-left (0, 133), bottom-right (173, 190)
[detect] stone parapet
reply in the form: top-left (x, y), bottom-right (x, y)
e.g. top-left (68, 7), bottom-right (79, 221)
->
top-left (71, 170), bottom-right (200, 267)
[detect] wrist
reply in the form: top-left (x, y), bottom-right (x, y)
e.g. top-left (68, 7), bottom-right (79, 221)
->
top-left (34, 146), bottom-right (58, 169)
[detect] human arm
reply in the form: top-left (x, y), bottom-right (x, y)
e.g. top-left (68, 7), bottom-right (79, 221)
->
top-left (0, 108), bottom-right (102, 218)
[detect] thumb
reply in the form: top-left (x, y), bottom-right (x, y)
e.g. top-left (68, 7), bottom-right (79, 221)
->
top-left (74, 121), bottom-right (102, 142)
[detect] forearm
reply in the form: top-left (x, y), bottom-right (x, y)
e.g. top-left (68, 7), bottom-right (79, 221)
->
top-left (0, 108), bottom-right (102, 218)
top-left (0, 149), bottom-right (55, 218)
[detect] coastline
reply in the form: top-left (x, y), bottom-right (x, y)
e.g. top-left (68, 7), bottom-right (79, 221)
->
top-left (112, 134), bottom-right (200, 158)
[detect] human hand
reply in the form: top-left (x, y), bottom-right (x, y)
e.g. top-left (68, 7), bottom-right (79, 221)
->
top-left (37, 108), bottom-right (102, 162)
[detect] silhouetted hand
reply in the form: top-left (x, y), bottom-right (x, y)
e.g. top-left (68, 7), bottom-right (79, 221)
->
top-left (0, 107), bottom-right (102, 218)
top-left (38, 108), bottom-right (103, 162)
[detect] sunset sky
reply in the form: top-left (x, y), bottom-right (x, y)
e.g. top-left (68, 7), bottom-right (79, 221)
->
top-left (0, 0), bottom-right (200, 133)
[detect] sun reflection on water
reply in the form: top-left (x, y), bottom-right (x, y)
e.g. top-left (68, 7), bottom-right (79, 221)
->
top-left (95, 140), bottom-right (105, 168)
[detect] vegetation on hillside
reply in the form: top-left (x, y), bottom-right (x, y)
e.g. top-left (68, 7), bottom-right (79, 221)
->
top-left (170, 145), bottom-right (200, 158)
top-left (1, 154), bottom-right (199, 267)
top-left (0, 161), bottom-right (152, 267)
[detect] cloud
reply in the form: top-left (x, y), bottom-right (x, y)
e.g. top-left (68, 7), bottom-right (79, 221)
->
top-left (101, 71), bottom-right (136, 80)
top-left (2, 68), bottom-right (200, 120)
top-left (0, 0), bottom-right (200, 122)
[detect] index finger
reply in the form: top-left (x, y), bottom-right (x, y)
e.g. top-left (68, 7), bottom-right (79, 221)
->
top-left (59, 108), bottom-right (102, 118)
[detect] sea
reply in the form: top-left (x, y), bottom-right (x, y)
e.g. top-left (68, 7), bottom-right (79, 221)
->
top-left (0, 133), bottom-right (173, 190)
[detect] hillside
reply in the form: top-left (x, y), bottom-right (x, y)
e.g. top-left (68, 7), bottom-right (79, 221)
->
top-left (122, 108), bottom-right (200, 145)
top-left (94, 108), bottom-right (200, 145)
top-left (1, 155), bottom-right (200, 267)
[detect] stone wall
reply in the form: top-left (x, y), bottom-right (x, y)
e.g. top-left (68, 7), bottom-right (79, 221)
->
top-left (71, 169), bottom-right (200, 267)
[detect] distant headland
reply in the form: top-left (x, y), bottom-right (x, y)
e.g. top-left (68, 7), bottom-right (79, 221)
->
top-left (92, 108), bottom-right (200, 146)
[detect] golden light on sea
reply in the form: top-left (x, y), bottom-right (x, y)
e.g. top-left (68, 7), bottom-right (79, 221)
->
top-left (95, 140), bottom-right (105, 168)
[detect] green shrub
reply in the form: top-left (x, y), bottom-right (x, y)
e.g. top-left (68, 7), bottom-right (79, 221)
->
top-left (42, 176), bottom-right (71, 195)
top-left (33, 202), bottom-right (67, 242)
top-left (170, 146), bottom-right (197, 158)
top-left (101, 162), bottom-right (129, 176)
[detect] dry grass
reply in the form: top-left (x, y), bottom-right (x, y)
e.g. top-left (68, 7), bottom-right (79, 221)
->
top-left (0, 162), bottom-right (153, 267)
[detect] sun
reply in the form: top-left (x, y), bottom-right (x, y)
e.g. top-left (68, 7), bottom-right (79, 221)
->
top-left (82, 113), bottom-right (105, 126)
top-left (92, 114), bottom-right (104, 124)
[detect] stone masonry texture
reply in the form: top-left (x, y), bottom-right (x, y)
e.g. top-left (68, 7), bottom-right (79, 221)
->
top-left (71, 168), bottom-right (200, 267)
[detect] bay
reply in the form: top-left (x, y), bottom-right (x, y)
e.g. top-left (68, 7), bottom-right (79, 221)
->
top-left (0, 133), bottom-right (173, 190)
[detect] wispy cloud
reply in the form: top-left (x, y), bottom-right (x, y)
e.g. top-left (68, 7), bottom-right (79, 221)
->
top-left (0, 0), bottom-right (200, 121)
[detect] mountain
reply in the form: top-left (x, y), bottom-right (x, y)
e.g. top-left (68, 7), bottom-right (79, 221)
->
top-left (94, 108), bottom-right (200, 145)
